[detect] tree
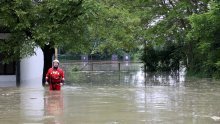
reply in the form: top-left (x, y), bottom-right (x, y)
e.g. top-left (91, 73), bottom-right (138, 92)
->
top-left (0, 0), bottom-right (86, 85)
top-left (0, 0), bottom-right (142, 85)
top-left (187, 0), bottom-right (220, 78)
top-left (138, 0), bottom-right (210, 73)
top-left (77, 0), bottom-right (141, 55)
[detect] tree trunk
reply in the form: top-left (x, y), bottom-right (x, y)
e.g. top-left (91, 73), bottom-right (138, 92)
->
top-left (42, 44), bottom-right (54, 86)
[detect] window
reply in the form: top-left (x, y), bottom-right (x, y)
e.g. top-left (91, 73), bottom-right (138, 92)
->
top-left (0, 62), bottom-right (16, 75)
top-left (0, 54), bottom-right (16, 75)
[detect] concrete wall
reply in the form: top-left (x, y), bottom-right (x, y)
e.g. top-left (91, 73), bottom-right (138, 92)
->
top-left (20, 47), bottom-right (44, 88)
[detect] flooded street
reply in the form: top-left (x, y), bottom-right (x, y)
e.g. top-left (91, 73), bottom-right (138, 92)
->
top-left (1, 63), bottom-right (220, 124)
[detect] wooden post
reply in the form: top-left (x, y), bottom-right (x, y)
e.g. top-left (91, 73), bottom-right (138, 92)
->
top-left (144, 40), bottom-right (147, 86)
top-left (16, 61), bottom-right (20, 87)
top-left (55, 47), bottom-right (58, 60)
top-left (118, 62), bottom-right (121, 71)
top-left (91, 62), bottom-right (93, 71)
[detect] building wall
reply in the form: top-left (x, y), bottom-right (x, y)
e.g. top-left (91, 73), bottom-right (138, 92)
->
top-left (0, 33), bottom-right (44, 87)
top-left (0, 75), bottom-right (16, 87)
top-left (20, 47), bottom-right (44, 88)
top-left (0, 33), bottom-right (16, 87)
top-left (0, 47), bottom-right (44, 87)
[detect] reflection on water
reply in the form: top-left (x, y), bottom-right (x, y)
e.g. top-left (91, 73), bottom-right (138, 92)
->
top-left (20, 88), bottom-right (44, 122)
top-left (66, 70), bottom-right (186, 88)
top-left (44, 91), bottom-right (64, 124)
top-left (0, 63), bottom-right (220, 123)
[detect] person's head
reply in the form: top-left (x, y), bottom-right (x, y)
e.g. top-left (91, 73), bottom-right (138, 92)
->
top-left (53, 59), bottom-right (59, 69)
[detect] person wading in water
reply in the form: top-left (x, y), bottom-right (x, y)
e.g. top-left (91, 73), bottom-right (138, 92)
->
top-left (45, 59), bottom-right (65, 90)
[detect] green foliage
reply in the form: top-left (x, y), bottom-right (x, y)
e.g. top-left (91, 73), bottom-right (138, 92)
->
top-left (138, 0), bottom-right (220, 79)
top-left (0, 0), bottom-right (87, 62)
top-left (82, 0), bottom-right (140, 55)
top-left (141, 43), bottom-right (158, 71)
top-left (1, 0), bottom-right (220, 79)
top-left (187, 0), bottom-right (220, 78)
top-left (0, 0), bottom-right (36, 62)
top-left (0, 0), bottom-right (141, 62)
top-left (138, 0), bottom-right (217, 76)
top-left (141, 42), bottom-right (183, 72)
top-left (139, 0), bottom-right (220, 77)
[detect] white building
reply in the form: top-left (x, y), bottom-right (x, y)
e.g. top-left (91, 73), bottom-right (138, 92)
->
top-left (0, 47), bottom-right (44, 87)
top-left (19, 47), bottom-right (44, 88)
top-left (0, 33), bottom-right (44, 87)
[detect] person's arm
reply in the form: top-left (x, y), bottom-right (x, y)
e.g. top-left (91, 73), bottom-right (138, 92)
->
top-left (60, 69), bottom-right (65, 84)
top-left (45, 68), bottom-right (51, 84)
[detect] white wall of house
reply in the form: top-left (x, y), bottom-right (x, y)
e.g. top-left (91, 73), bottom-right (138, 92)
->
top-left (20, 47), bottom-right (44, 88)
top-left (0, 33), bottom-right (44, 87)
top-left (0, 47), bottom-right (44, 87)
top-left (0, 75), bottom-right (16, 87)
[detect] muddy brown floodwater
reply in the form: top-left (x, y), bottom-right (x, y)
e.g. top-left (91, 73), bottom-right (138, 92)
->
top-left (0, 64), bottom-right (220, 124)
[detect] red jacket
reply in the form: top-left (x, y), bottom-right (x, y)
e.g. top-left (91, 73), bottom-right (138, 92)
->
top-left (46, 68), bottom-right (65, 83)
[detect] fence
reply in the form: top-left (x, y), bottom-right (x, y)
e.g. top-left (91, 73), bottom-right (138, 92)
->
top-left (60, 61), bottom-right (143, 72)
